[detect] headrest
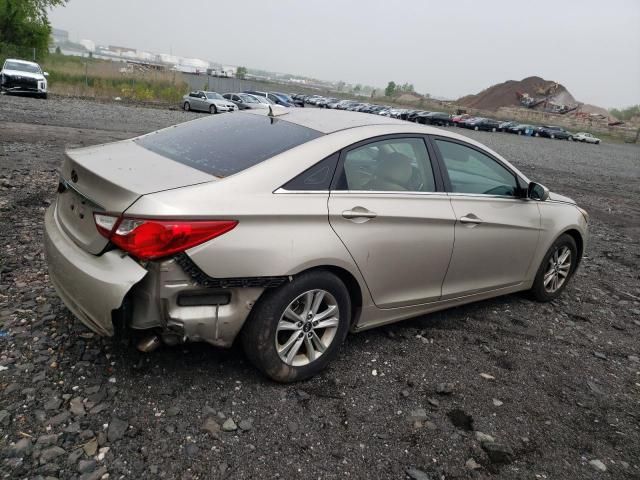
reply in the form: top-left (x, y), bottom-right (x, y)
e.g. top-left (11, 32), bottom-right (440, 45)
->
top-left (377, 152), bottom-right (413, 185)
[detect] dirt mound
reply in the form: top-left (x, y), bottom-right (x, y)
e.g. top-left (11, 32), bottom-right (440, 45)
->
top-left (458, 76), bottom-right (576, 111)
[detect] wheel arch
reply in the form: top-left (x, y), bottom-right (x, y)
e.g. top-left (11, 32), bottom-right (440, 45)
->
top-left (293, 265), bottom-right (364, 328)
top-left (562, 228), bottom-right (584, 269)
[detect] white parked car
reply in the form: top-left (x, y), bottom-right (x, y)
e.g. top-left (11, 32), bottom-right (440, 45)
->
top-left (0, 58), bottom-right (48, 98)
top-left (182, 91), bottom-right (237, 114)
top-left (572, 132), bottom-right (601, 144)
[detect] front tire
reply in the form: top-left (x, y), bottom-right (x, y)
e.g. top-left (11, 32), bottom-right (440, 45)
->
top-left (209, 105), bottom-right (217, 114)
top-left (530, 234), bottom-right (578, 302)
top-left (242, 271), bottom-right (351, 383)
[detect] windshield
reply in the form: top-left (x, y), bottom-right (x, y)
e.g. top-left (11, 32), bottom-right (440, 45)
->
top-left (4, 61), bottom-right (41, 74)
top-left (205, 92), bottom-right (223, 99)
top-left (239, 94), bottom-right (258, 103)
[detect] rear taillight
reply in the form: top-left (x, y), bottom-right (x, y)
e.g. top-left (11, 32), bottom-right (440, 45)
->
top-left (93, 213), bottom-right (237, 260)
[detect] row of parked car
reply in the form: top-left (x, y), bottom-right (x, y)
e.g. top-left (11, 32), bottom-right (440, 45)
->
top-left (289, 94), bottom-right (602, 144)
top-left (181, 90), bottom-right (304, 114)
top-left (180, 90), bottom-right (602, 145)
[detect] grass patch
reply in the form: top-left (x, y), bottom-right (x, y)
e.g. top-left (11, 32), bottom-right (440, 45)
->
top-left (42, 53), bottom-right (188, 104)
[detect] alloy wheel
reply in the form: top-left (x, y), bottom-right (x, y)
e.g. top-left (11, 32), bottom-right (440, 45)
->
top-left (275, 289), bottom-right (339, 367)
top-left (543, 246), bottom-right (572, 293)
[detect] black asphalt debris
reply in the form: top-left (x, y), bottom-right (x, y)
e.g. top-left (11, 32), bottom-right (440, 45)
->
top-left (1, 95), bottom-right (639, 478)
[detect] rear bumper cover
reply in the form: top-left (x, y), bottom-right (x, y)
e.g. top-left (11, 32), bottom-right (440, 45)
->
top-left (44, 203), bottom-right (147, 336)
top-left (44, 202), bottom-right (263, 346)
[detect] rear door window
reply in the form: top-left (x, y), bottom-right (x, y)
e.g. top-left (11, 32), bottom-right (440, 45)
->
top-left (136, 114), bottom-right (322, 177)
top-left (335, 138), bottom-right (436, 192)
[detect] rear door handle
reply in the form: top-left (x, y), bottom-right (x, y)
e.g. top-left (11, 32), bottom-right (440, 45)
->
top-left (342, 207), bottom-right (377, 220)
top-left (460, 214), bottom-right (483, 225)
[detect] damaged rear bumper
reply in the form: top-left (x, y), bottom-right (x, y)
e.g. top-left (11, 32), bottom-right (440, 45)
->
top-left (44, 203), bottom-right (147, 336)
top-left (45, 202), bottom-right (265, 346)
top-left (127, 258), bottom-right (264, 348)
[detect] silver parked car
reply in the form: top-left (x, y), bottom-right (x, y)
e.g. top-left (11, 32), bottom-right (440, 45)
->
top-left (572, 132), bottom-right (601, 144)
top-left (44, 109), bottom-right (588, 382)
top-left (182, 90), bottom-right (237, 113)
top-left (222, 92), bottom-right (269, 110)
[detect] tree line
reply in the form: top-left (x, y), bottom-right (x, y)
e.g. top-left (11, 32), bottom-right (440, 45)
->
top-left (0, 0), bottom-right (66, 60)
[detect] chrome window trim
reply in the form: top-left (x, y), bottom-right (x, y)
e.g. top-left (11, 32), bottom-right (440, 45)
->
top-left (275, 187), bottom-right (446, 197)
top-left (331, 190), bottom-right (446, 197)
top-left (275, 188), bottom-right (533, 201)
top-left (274, 188), bottom-right (329, 194)
top-left (447, 192), bottom-right (527, 201)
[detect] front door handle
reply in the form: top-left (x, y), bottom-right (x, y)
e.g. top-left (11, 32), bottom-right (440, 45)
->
top-left (460, 214), bottom-right (483, 225)
top-left (342, 207), bottom-right (377, 220)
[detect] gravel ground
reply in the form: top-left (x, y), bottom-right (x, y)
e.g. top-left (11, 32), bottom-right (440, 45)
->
top-left (1, 95), bottom-right (639, 480)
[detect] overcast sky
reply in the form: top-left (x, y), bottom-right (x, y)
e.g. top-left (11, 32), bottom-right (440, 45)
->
top-left (49, 0), bottom-right (640, 108)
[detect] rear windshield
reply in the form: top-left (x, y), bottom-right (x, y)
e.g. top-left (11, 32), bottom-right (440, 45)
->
top-left (135, 113), bottom-right (322, 177)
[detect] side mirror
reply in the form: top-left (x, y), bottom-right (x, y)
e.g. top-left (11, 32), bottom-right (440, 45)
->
top-left (43, 72), bottom-right (49, 77)
top-left (528, 182), bottom-right (550, 201)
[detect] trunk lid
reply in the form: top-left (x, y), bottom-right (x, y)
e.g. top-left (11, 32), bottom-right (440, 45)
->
top-left (56, 139), bottom-right (214, 254)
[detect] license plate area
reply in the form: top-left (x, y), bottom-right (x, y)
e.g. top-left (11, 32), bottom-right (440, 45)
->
top-left (56, 181), bottom-right (109, 253)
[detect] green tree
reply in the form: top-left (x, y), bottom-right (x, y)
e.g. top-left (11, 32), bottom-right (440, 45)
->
top-left (385, 81), bottom-right (397, 97)
top-left (336, 80), bottom-right (345, 92)
top-left (353, 84), bottom-right (362, 93)
top-left (236, 66), bottom-right (247, 79)
top-left (403, 83), bottom-right (415, 93)
top-left (54, 45), bottom-right (61, 54)
top-left (0, 0), bottom-right (66, 58)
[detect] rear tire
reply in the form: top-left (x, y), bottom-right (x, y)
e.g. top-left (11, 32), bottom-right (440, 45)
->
top-left (242, 271), bottom-right (351, 383)
top-left (530, 234), bottom-right (578, 302)
top-left (183, 102), bottom-right (190, 111)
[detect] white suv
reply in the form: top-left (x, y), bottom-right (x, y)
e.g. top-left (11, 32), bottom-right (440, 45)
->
top-left (0, 58), bottom-right (48, 99)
